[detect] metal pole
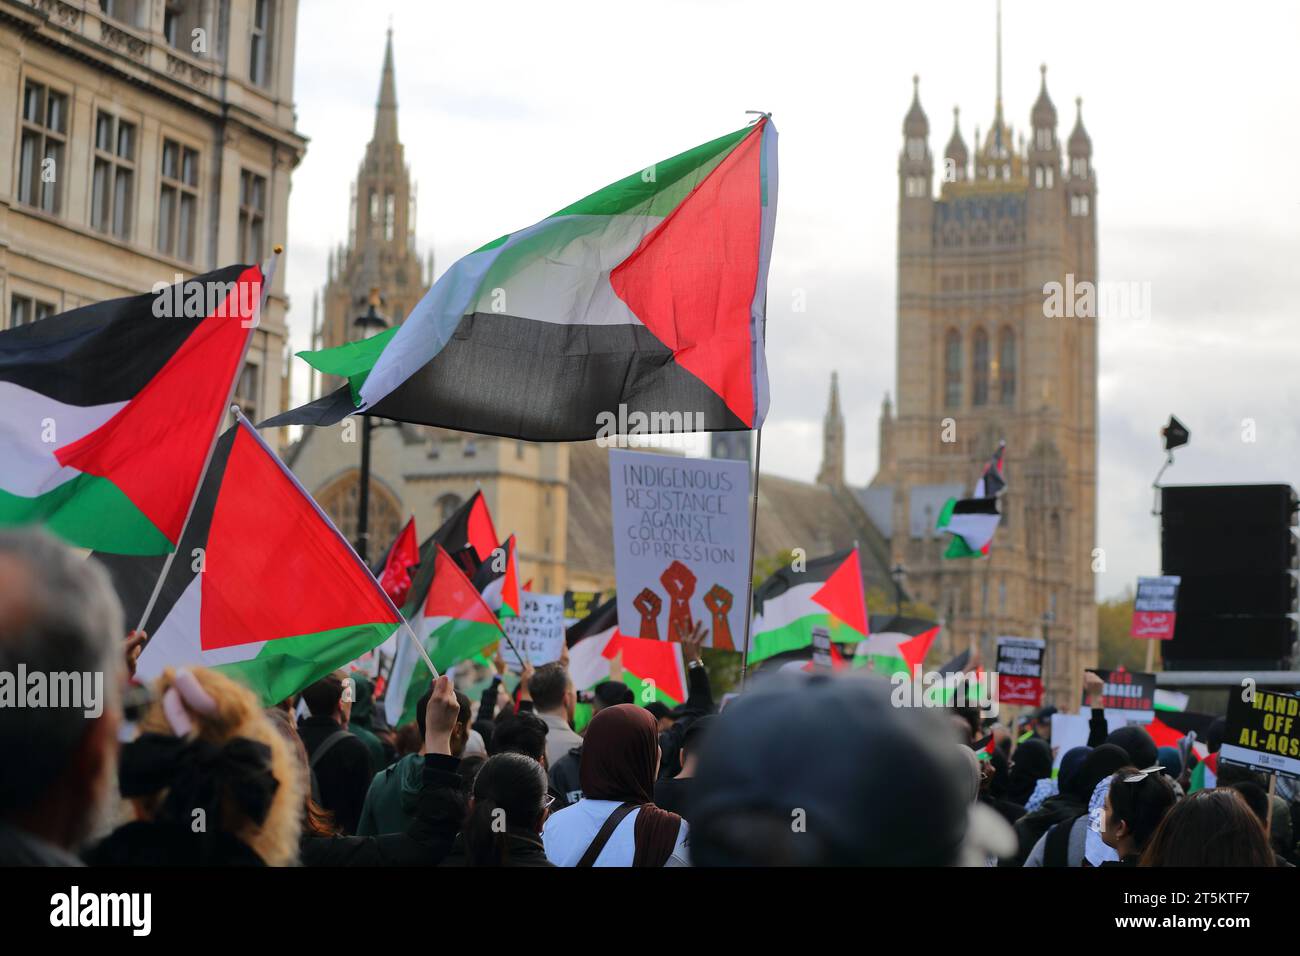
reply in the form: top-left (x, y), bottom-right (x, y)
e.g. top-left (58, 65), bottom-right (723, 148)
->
top-left (357, 414), bottom-right (373, 562)
top-left (739, 428), bottom-right (764, 687)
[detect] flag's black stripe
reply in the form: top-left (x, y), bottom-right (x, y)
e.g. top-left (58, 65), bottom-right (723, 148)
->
top-left (0, 264), bottom-right (251, 406)
top-left (270, 311), bottom-right (750, 441)
top-left (751, 547), bottom-right (853, 614)
top-left (397, 492), bottom-right (490, 618)
top-left (951, 497), bottom-right (1000, 516)
top-left (259, 384), bottom-right (354, 427)
top-left (567, 596), bottom-right (619, 648)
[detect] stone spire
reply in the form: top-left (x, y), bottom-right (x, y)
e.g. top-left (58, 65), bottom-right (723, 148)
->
top-left (817, 371), bottom-right (845, 487)
top-left (373, 28), bottom-right (399, 146)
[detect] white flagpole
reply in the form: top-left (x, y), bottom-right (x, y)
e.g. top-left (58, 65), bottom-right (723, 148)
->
top-left (135, 250), bottom-right (281, 638)
top-left (228, 405), bottom-right (441, 681)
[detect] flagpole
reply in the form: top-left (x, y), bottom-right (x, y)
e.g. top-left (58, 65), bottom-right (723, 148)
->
top-left (135, 250), bottom-right (281, 638)
top-left (739, 427), bottom-right (763, 687)
top-left (226, 405), bottom-right (442, 682)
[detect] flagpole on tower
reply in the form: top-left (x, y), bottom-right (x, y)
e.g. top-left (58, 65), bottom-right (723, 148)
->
top-left (134, 247), bottom-right (282, 640)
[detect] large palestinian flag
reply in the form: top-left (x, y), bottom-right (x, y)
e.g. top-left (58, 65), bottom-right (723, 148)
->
top-left (937, 442), bottom-right (1006, 559)
top-left (0, 265), bottom-right (260, 554)
top-left (851, 615), bottom-right (941, 676)
top-left (385, 543), bottom-right (505, 726)
top-left (567, 597), bottom-right (686, 707)
top-left (747, 548), bottom-right (869, 663)
top-left (266, 118), bottom-right (778, 441)
top-left (108, 417), bottom-right (404, 706)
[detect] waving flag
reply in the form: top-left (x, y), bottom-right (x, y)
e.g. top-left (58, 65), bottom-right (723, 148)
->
top-left (266, 117), bottom-right (778, 441)
top-left (566, 597), bottom-right (686, 707)
top-left (113, 416), bottom-right (404, 706)
top-left (851, 615), bottom-right (941, 676)
top-left (748, 548), bottom-right (869, 663)
top-left (0, 265), bottom-right (261, 554)
top-left (375, 517), bottom-right (419, 606)
top-left (937, 441), bottom-right (1006, 559)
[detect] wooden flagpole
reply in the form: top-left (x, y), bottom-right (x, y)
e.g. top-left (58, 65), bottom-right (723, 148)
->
top-left (135, 249), bottom-right (281, 638)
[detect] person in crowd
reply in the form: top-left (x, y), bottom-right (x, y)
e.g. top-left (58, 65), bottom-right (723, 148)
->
top-left (86, 666), bottom-right (302, 866)
top-left (1031, 705), bottom-right (1057, 743)
top-left (1005, 737), bottom-right (1053, 807)
top-left (442, 753), bottom-right (554, 867)
top-left (1229, 781), bottom-right (1296, 867)
top-left (393, 722), bottom-right (422, 758)
top-left (644, 702), bottom-right (672, 732)
top-left (0, 531), bottom-right (124, 866)
top-left (1097, 766), bottom-right (1178, 866)
top-left (689, 672), bottom-right (1016, 866)
top-left (357, 684), bottom-right (471, 835)
top-left (543, 704), bottom-right (688, 866)
top-left (592, 680), bottom-right (634, 713)
top-left (528, 662), bottom-right (582, 768)
top-left (655, 621), bottom-right (715, 781)
top-left (346, 673), bottom-right (395, 771)
top-left (489, 711), bottom-right (549, 764)
top-left (296, 671), bottom-right (374, 835)
top-left (1016, 744), bottom-right (1130, 867)
top-left (1104, 725), bottom-right (1158, 771)
top-left (1140, 788), bottom-right (1276, 866)
top-left (654, 714), bottom-right (715, 822)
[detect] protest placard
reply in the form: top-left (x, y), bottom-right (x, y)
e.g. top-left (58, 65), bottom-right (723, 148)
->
top-left (1221, 688), bottom-right (1300, 779)
top-left (1093, 667), bottom-right (1157, 725)
top-left (1131, 575), bottom-right (1180, 640)
top-left (995, 637), bottom-right (1045, 707)
top-left (500, 593), bottom-right (566, 670)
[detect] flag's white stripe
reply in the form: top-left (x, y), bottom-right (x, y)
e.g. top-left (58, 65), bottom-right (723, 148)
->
top-left (0, 381), bottom-right (126, 497)
top-left (943, 512), bottom-right (1000, 550)
top-left (569, 625), bottom-right (616, 690)
top-left (136, 574), bottom-right (267, 681)
top-left (750, 580), bottom-right (824, 634)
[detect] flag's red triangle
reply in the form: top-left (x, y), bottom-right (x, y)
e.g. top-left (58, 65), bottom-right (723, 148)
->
top-left (57, 266), bottom-right (259, 542)
top-left (899, 626), bottom-right (939, 673)
top-left (379, 516), bottom-right (418, 605)
top-left (199, 424), bottom-right (399, 650)
top-left (810, 547), bottom-right (869, 637)
top-left (603, 631), bottom-right (686, 703)
top-left (500, 535), bottom-right (520, 616)
top-left (467, 492), bottom-right (498, 563)
top-left (424, 544), bottom-right (499, 626)
top-left (609, 122), bottom-right (765, 427)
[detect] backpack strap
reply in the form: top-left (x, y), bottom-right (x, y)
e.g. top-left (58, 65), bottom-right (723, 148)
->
top-left (309, 729), bottom-right (352, 771)
top-left (576, 802), bottom-right (638, 867)
top-left (1044, 815), bottom-right (1078, 868)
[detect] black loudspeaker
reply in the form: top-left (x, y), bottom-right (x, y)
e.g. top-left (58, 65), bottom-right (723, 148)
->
top-left (1161, 484), bottom-right (1298, 670)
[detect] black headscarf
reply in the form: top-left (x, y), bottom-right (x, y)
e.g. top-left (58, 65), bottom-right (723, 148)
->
top-left (1006, 738), bottom-right (1053, 805)
top-left (1105, 726), bottom-right (1158, 770)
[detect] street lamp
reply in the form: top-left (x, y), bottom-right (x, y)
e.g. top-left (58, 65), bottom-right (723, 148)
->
top-left (353, 288), bottom-right (389, 562)
top-left (890, 562), bottom-right (907, 617)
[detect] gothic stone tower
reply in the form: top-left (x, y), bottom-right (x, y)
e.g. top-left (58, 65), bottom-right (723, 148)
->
top-left (873, 45), bottom-right (1098, 707)
top-left (313, 29), bottom-right (433, 394)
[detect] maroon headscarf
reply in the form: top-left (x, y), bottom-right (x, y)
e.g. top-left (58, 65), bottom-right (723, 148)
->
top-left (579, 704), bottom-right (683, 866)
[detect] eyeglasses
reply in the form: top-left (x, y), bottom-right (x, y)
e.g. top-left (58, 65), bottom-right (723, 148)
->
top-left (1122, 765), bottom-right (1165, 784)
top-left (542, 793), bottom-right (556, 811)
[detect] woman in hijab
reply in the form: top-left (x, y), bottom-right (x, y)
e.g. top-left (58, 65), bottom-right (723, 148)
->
top-left (1018, 743), bottom-right (1131, 867)
top-left (542, 704), bottom-right (688, 866)
top-left (1005, 737), bottom-right (1053, 806)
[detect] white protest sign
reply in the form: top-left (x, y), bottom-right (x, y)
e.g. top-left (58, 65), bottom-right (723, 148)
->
top-left (500, 593), bottom-right (565, 670)
top-left (609, 448), bottom-right (750, 650)
top-left (1050, 713), bottom-right (1092, 772)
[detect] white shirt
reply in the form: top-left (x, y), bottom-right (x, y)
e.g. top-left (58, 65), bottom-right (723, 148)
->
top-left (543, 799), bottom-right (689, 866)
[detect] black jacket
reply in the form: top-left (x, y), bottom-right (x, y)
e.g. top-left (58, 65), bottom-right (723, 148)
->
top-left (298, 715), bottom-right (374, 835)
top-left (440, 828), bottom-right (553, 867)
top-left (85, 821), bottom-right (266, 866)
top-left (657, 663), bottom-right (714, 781)
top-left (548, 744), bottom-right (583, 811)
top-left (300, 753), bottom-right (465, 866)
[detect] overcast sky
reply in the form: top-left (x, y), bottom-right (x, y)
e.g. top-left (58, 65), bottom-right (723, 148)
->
top-left (284, 0), bottom-right (1300, 601)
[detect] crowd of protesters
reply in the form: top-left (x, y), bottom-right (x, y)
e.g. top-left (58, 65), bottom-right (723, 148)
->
top-left (1, 528), bottom-right (1296, 867)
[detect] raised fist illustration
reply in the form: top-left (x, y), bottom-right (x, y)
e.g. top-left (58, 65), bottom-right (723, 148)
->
top-left (660, 561), bottom-right (697, 641)
top-left (703, 583), bottom-right (734, 651)
top-left (633, 588), bottom-right (662, 641)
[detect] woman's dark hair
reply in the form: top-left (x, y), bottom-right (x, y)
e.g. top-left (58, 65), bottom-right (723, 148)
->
top-left (1139, 788), bottom-right (1275, 867)
top-left (1106, 767), bottom-right (1176, 853)
top-left (462, 753), bottom-right (547, 866)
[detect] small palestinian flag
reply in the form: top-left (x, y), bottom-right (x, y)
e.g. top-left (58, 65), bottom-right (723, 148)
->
top-left (430, 490), bottom-right (498, 578)
top-left (385, 543), bottom-right (504, 726)
top-left (375, 517), bottom-right (419, 606)
top-left (748, 547), bottom-right (869, 663)
top-left (1188, 751), bottom-right (1218, 792)
top-left (0, 265), bottom-right (260, 554)
top-left (266, 117), bottom-right (778, 441)
top-left (851, 615), bottom-right (940, 676)
top-left (937, 442), bottom-right (1006, 559)
top-left (114, 416), bottom-right (404, 706)
top-left (567, 597), bottom-right (686, 707)
top-left (473, 534), bottom-right (520, 620)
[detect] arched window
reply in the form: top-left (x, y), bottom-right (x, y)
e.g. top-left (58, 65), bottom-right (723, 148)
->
top-left (944, 330), bottom-right (962, 408)
top-left (435, 493), bottom-right (463, 523)
top-left (972, 328), bottom-right (990, 406)
top-left (316, 471), bottom-right (403, 553)
top-left (999, 328), bottom-right (1016, 405)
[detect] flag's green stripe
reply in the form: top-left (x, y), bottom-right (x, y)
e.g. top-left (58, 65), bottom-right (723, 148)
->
top-left (219, 621), bottom-right (400, 706)
top-left (850, 652), bottom-right (909, 676)
top-left (623, 670), bottom-right (682, 709)
top-left (748, 612), bottom-right (862, 663)
top-left (936, 497), bottom-right (956, 529)
top-left (297, 326), bottom-right (398, 403)
top-left (0, 472), bottom-right (173, 555)
top-left (396, 619), bottom-right (504, 724)
top-left (943, 534), bottom-right (983, 559)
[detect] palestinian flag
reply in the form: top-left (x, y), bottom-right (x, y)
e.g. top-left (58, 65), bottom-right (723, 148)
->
top-left (375, 517), bottom-right (419, 606)
top-left (473, 534), bottom-right (520, 620)
top-left (567, 597), bottom-right (686, 707)
top-left (1, 265), bottom-right (261, 554)
top-left (114, 417), bottom-right (404, 706)
top-left (937, 442), bottom-right (1006, 559)
top-left (851, 615), bottom-right (940, 676)
top-left (265, 118), bottom-right (778, 441)
top-left (1188, 751), bottom-right (1218, 793)
top-left (385, 543), bottom-right (504, 726)
top-left (748, 548), bottom-right (869, 663)
top-left (430, 490), bottom-right (498, 577)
